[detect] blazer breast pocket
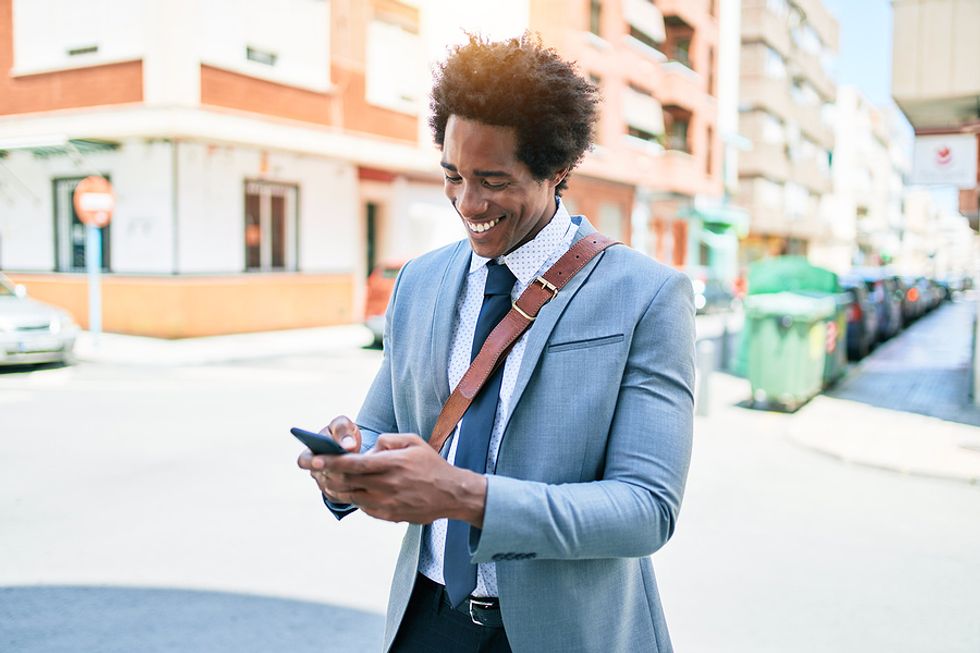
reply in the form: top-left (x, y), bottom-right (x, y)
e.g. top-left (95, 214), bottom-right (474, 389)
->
top-left (547, 333), bottom-right (625, 353)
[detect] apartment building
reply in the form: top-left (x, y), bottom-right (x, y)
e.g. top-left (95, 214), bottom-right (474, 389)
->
top-left (545, 0), bottom-right (734, 277)
top-left (737, 0), bottom-right (838, 264)
top-left (812, 87), bottom-right (908, 273)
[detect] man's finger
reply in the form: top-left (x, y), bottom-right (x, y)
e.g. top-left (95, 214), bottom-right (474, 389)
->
top-left (372, 433), bottom-right (424, 452)
top-left (325, 416), bottom-right (362, 452)
top-left (297, 449), bottom-right (315, 470)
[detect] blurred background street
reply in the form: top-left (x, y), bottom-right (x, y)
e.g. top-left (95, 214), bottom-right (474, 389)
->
top-left (2, 0), bottom-right (980, 651)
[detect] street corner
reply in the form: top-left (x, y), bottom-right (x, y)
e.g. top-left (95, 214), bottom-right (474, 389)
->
top-left (784, 394), bottom-right (980, 485)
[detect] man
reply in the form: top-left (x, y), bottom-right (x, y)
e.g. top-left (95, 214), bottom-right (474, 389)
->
top-left (298, 33), bottom-right (694, 653)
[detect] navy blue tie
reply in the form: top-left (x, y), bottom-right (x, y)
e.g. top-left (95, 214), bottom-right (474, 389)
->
top-left (444, 260), bottom-right (517, 607)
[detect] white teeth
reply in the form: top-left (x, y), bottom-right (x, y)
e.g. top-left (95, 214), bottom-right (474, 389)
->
top-left (467, 217), bottom-right (501, 233)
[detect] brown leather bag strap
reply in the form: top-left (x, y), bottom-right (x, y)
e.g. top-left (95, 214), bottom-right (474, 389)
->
top-left (428, 233), bottom-right (618, 453)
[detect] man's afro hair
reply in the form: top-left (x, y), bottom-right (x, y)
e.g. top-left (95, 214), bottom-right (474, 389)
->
top-left (429, 32), bottom-right (600, 195)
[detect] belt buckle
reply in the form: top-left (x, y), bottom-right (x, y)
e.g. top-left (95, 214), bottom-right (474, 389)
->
top-left (468, 597), bottom-right (496, 626)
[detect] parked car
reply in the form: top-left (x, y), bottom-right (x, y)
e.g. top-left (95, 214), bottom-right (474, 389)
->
top-left (0, 273), bottom-right (79, 366)
top-left (851, 268), bottom-right (901, 342)
top-left (839, 277), bottom-right (878, 360)
top-left (364, 261), bottom-right (405, 346)
top-left (683, 267), bottom-right (736, 315)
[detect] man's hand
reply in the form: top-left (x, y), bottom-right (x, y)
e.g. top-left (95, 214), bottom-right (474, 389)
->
top-left (296, 416), bottom-right (363, 504)
top-left (298, 429), bottom-right (487, 527)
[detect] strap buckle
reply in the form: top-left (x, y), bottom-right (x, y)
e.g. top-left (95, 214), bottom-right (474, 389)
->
top-left (469, 598), bottom-right (497, 626)
top-left (534, 275), bottom-right (559, 300)
top-left (512, 276), bottom-right (559, 322)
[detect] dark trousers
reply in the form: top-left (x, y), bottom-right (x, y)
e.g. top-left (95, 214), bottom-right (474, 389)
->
top-left (391, 575), bottom-right (512, 653)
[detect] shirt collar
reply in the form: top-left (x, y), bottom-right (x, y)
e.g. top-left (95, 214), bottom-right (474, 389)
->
top-left (468, 198), bottom-right (573, 285)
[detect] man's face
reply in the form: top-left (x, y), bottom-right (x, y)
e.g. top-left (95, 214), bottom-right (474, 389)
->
top-left (441, 115), bottom-right (562, 259)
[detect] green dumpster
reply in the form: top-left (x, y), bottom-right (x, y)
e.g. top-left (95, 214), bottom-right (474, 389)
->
top-left (734, 257), bottom-right (841, 376)
top-left (744, 292), bottom-right (836, 410)
top-left (796, 290), bottom-right (850, 387)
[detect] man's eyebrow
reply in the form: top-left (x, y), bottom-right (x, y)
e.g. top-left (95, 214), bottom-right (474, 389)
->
top-left (439, 162), bottom-right (512, 178)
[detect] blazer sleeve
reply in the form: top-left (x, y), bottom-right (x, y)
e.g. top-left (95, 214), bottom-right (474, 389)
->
top-left (322, 261), bottom-right (410, 520)
top-left (469, 271), bottom-right (695, 561)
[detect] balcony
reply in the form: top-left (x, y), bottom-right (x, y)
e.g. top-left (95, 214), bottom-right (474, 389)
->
top-left (790, 49), bottom-right (835, 103)
top-left (739, 141), bottom-right (790, 182)
top-left (793, 101), bottom-right (833, 149)
top-left (647, 149), bottom-right (704, 196)
top-left (659, 61), bottom-right (707, 107)
top-left (790, 157), bottom-right (832, 196)
top-left (624, 0), bottom-right (666, 44)
top-left (657, 0), bottom-right (711, 29)
top-left (741, 76), bottom-right (793, 121)
top-left (741, 3), bottom-right (791, 56)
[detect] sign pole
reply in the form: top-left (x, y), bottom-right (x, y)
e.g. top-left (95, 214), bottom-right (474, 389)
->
top-left (73, 176), bottom-right (114, 348)
top-left (85, 223), bottom-right (103, 345)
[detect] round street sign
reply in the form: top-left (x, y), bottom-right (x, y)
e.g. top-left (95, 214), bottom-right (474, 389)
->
top-left (73, 176), bottom-right (115, 228)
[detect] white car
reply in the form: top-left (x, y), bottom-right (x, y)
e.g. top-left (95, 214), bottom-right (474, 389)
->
top-left (0, 273), bottom-right (79, 366)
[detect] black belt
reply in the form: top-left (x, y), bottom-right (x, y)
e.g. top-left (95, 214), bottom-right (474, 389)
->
top-left (417, 574), bottom-right (503, 628)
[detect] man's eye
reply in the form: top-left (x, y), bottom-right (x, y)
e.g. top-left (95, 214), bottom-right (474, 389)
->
top-left (483, 181), bottom-right (508, 190)
top-left (444, 175), bottom-right (463, 184)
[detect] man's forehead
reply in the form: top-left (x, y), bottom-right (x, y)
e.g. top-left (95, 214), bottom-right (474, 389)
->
top-left (442, 116), bottom-right (519, 173)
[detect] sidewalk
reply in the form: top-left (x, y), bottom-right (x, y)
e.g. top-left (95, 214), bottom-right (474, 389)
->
top-left (73, 324), bottom-right (375, 366)
top-left (700, 297), bottom-right (980, 485)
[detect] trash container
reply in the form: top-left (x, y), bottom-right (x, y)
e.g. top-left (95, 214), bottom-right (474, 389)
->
top-left (797, 290), bottom-right (851, 388)
top-left (733, 256), bottom-right (840, 377)
top-left (744, 292), bottom-right (837, 410)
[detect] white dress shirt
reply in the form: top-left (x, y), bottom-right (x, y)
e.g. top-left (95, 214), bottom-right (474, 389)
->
top-left (417, 198), bottom-right (578, 597)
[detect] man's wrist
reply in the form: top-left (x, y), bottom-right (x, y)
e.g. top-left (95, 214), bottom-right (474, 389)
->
top-left (451, 469), bottom-right (488, 528)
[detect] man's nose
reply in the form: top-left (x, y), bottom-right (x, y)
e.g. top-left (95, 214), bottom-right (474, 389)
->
top-left (454, 183), bottom-right (489, 219)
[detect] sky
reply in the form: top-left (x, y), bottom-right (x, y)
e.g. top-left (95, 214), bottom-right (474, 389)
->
top-left (821, 0), bottom-right (896, 109)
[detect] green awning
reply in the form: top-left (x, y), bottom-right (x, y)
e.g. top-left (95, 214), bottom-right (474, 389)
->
top-left (30, 139), bottom-right (120, 158)
top-left (679, 202), bottom-right (750, 236)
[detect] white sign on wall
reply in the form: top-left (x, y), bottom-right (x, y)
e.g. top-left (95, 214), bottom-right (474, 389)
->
top-left (911, 134), bottom-right (978, 188)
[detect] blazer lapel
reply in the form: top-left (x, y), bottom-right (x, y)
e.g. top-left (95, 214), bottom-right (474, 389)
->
top-left (428, 241), bottom-right (471, 407)
top-left (502, 217), bottom-right (606, 432)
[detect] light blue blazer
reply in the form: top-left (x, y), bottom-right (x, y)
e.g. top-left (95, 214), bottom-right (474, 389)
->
top-left (345, 216), bottom-right (695, 652)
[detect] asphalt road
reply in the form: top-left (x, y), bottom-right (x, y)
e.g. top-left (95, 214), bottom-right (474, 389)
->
top-left (1, 341), bottom-right (978, 652)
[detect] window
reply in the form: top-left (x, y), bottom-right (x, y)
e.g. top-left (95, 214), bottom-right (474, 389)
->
top-left (766, 0), bottom-right (789, 17)
top-left (366, 18), bottom-right (423, 114)
top-left (757, 178), bottom-right (782, 208)
top-left (761, 112), bottom-right (784, 144)
top-left (764, 46), bottom-right (786, 79)
top-left (246, 46), bottom-right (277, 66)
top-left (54, 177), bottom-right (111, 272)
top-left (663, 106), bottom-right (692, 153)
top-left (598, 202), bottom-right (625, 242)
top-left (244, 181), bottom-right (298, 272)
top-left (589, 0), bottom-right (602, 36)
top-left (705, 126), bottom-right (714, 176)
top-left (706, 46), bottom-right (715, 95)
top-left (664, 16), bottom-right (694, 70)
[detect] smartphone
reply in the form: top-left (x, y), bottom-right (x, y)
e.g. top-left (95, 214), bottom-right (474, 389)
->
top-left (291, 427), bottom-right (349, 456)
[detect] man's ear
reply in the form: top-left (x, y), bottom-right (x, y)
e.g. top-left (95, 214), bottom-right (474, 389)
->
top-left (552, 167), bottom-right (570, 188)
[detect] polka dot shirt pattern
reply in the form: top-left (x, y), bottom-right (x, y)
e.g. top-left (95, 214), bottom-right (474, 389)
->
top-left (417, 199), bottom-right (578, 597)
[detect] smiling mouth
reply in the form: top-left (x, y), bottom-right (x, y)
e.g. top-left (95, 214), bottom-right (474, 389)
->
top-left (465, 216), bottom-right (504, 234)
